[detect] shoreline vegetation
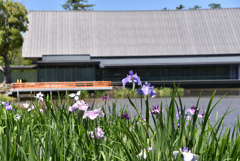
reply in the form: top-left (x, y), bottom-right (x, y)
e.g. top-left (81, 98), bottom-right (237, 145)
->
top-left (82, 87), bottom-right (184, 98)
top-left (0, 86), bottom-right (184, 102)
top-left (0, 94), bottom-right (17, 102)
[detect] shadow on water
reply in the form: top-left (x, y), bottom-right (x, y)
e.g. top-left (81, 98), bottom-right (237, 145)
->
top-left (184, 88), bottom-right (240, 97)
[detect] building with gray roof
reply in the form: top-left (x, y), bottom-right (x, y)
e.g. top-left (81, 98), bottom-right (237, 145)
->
top-left (19, 8), bottom-right (240, 87)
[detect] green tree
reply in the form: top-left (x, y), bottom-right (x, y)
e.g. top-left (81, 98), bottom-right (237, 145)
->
top-left (0, 0), bottom-right (28, 84)
top-left (0, 48), bottom-right (31, 66)
top-left (190, 5), bottom-right (201, 10)
top-left (62, 0), bottom-right (94, 11)
top-left (176, 4), bottom-right (185, 10)
top-left (208, 3), bottom-right (222, 9)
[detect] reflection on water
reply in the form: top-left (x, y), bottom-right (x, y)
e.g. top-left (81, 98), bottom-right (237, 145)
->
top-left (184, 88), bottom-right (240, 97)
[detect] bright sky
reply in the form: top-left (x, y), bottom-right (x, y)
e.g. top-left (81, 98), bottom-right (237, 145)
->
top-left (14, 0), bottom-right (240, 11)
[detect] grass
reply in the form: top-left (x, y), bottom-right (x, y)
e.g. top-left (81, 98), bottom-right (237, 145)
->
top-left (0, 86), bottom-right (239, 160)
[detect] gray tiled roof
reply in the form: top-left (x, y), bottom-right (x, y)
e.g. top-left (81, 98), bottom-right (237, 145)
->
top-left (22, 9), bottom-right (240, 58)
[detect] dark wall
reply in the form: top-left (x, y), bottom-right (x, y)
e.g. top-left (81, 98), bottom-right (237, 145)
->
top-left (100, 65), bottom-right (237, 82)
top-left (38, 65), bottom-right (95, 82)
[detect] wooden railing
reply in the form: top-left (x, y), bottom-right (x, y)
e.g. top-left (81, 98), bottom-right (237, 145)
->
top-left (11, 81), bottom-right (111, 89)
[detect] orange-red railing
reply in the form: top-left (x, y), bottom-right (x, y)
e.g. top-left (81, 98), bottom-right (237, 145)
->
top-left (11, 81), bottom-right (111, 89)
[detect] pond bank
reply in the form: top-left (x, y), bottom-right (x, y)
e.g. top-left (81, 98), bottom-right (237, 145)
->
top-left (57, 86), bottom-right (184, 98)
top-left (11, 86), bottom-right (184, 101)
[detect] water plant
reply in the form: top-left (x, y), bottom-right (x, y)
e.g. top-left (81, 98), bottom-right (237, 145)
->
top-left (0, 71), bottom-right (239, 160)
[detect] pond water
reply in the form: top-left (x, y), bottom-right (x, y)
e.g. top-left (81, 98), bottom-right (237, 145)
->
top-left (85, 94), bottom-right (240, 130)
top-left (18, 88), bottom-right (240, 130)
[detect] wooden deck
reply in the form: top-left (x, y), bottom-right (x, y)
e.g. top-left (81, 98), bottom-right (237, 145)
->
top-left (10, 81), bottom-right (112, 93)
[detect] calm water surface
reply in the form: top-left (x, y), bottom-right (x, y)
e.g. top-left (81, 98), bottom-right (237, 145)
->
top-left (19, 88), bottom-right (240, 129)
top-left (86, 94), bottom-right (240, 130)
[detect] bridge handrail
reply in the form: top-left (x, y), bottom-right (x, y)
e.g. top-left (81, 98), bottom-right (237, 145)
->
top-left (11, 81), bottom-right (111, 89)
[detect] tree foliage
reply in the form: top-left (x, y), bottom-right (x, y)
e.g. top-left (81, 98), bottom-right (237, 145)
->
top-left (62, 0), bottom-right (94, 11)
top-left (0, 48), bottom-right (31, 66)
top-left (190, 5), bottom-right (201, 10)
top-left (173, 4), bottom-right (221, 10)
top-left (176, 4), bottom-right (185, 10)
top-left (0, 0), bottom-right (28, 83)
top-left (208, 3), bottom-right (222, 9)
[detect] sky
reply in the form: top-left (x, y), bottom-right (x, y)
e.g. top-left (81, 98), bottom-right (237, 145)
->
top-left (14, 0), bottom-right (240, 11)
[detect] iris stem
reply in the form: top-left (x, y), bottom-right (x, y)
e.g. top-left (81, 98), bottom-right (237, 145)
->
top-left (141, 92), bottom-right (142, 115)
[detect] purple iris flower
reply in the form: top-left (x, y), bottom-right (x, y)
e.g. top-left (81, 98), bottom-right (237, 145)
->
top-left (40, 147), bottom-right (42, 157)
top-left (35, 92), bottom-right (44, 101)
top-left (198, 111), bottom-right (204, 118)
top-left (177, 123), bottom-right (180, 129)
top-left (174, 122), bottom-right (188, 129)
top-left (83, 108), bottom-right (104, 120)
top-left (72, 100), bottom-right (89, 111)
top-left (137, 88), bottom-right (142, 95)
top-left (176, 108), bottom-right (185, 120)
top-left (176, 112), bottom-right (180, 120)
top-left (102, 94), bottom-right (112, 101)
top-left (89, 127), bottom-right (105, 140)
top-left (139, 82), bottom-right (157, 98)
top-left (185, 113), bottom-right (192, 120)
top-left (69, 100), bottom-right (89, 112)
top-left (5, 105), bottom-right (12, 110)
top-left (122, 70), bottom-right (141, 87)
top-left (69, 91), bottom-right (81, 101)
top-left (198, 110), bottom-right (209, 118)
top-left (5, 102), bottom-right (13, 110)
top-left (68, 106), bottom-right (74, 112)
top-left (23, 102), bottom-right (29, 109)
top-left (102, 94), bottom-right (107, 101)
top-left (147, 147), bottom-right (152, 151)
top-left (40, 109), bottom-right (44, 114)
top-left (28, 105), bottom-right (35, 112)
top-left (182, 147), bottom-right (189, 153)
top-left (196, 109), bottom-right (199, 113)
top-left (121, 112), bottom-right (130, 120)
top-left (186, 105), bottom-right (199, 115)
top-left (150, 105), bottom-right (161, 115)
top-left (173, 147), bottom-right (198, 161)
